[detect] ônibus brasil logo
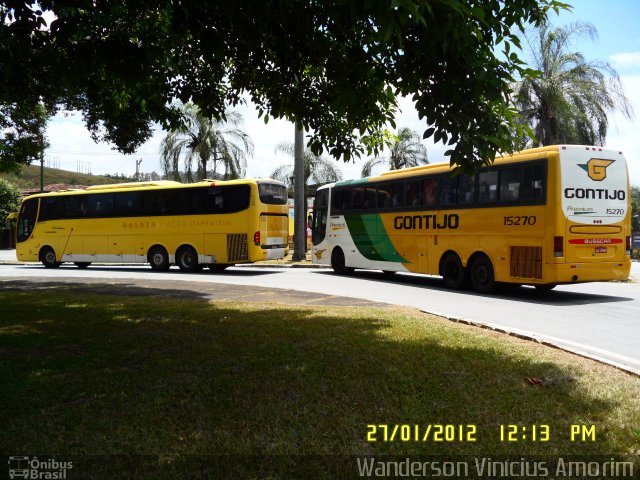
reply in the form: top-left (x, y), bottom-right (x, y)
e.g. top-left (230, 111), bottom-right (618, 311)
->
top-left (578, 158), bottom-right (615, 181)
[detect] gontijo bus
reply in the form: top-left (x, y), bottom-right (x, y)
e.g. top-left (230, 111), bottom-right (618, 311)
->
top-left (310, 145), bottom-right (631, 292)
top-left (15, 178), bottom-right (289, 271)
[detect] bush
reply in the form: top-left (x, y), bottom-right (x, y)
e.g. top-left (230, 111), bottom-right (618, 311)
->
top-left (0, 178), bottom-right (21, 232)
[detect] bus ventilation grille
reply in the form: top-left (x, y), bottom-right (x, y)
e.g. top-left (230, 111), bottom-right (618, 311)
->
top-left (227, 233), bottom-right (249, 262)
top-left (510, 246), bottom-right (542, 279)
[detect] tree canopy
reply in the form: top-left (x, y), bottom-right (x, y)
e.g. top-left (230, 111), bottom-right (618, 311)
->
top-left (513, 21), bottom-right (632, 147)
top-left (361, 127), bottom-right (428, 177)
top-left (1, 0), bottom-right (569, 173)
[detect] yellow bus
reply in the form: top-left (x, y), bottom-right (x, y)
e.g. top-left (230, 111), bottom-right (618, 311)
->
top-left (310, 145), bottom-right (631, 292)
top-left (15, 178), bottom-right (289, 271)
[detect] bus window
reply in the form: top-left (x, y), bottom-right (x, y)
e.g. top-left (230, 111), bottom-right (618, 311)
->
top-left (39, 197), bottom-right (61, 221)
top-left (457, 175), bottom-right (475, 205)
top-left (499, 167), bottom-right (521, 202)
top-left (17, 198), bottom-right (38, 242)
top-left (259, 183), bottom-right (287, 205)
top-left (352, 188), bottom-right (365, 210)
top-left (331, 189), bottom-right (343, 215)
top-left (406, 181), bottom-right (421, 206)
top-left (87, 194), bottom-right (115, 217)
top-left (422, 178), bottom-right (437, 207)
top-left (522, 163), bottom-right (545, 201)
top-left (62, 196), bottom-right (87, 218)
top-left (364, 187), bottom-right (376, 209)
top-left (478, 170), bottom-right (498, 203)
top-left (439, 175), bottom-right (455, 205)
top-left (378, 183), bottom-right (403, 208)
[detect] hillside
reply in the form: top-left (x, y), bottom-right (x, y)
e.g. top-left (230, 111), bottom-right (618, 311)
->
top-left (0, 164), bottom-right (131, 190)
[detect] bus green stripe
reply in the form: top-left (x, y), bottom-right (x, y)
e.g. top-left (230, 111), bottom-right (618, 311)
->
top-left (344, 213), bottom-right (408, 263)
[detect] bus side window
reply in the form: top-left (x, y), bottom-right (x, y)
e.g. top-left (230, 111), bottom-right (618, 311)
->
top-left (422, 178), bottom-right (437, 207)
top-left (522, 163), bottom-right (545, 201)
top-left (439, 175), bottom-right (455, 205)
top-left (331, 189), bottom-right (343, 215)
top-left (457, 175), bottom-right (475, 205)
top-left (364, 187), bottom-right (376, 209)
top-left (499, 167), bottom-right (521, 202)
top-left (478, 170), bottom-right (498, 203)
top-left (406, 181), bottom-right (421, 206)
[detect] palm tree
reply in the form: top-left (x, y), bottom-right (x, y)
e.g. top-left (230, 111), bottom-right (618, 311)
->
top-left (270, 142), bottom-right (343, 192)
top-left (160, 102), bottom-right (254, 182)
top-left (360, 127), bottom-right (428, 177)
top-left (514, 21), bottom-right (632, 147)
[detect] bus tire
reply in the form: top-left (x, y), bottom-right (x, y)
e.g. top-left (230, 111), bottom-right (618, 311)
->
top-left (470, 255), bottom-right (495, 293)
top-left (440, 253), bottom-right (467, 290)
top-left (40, 247), bottom-right (61, 268)
top-left (74, 262), bottom-right (91, 269)
top-left (176, 246), bottom-right (200, 272)
top-left (148, 246), bottom-right (170, 272)
top-left (331, 248), bottom-right (354, 275)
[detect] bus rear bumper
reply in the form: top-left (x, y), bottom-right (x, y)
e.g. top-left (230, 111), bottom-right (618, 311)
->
top-left (545, 261), bottom-right (631, 284)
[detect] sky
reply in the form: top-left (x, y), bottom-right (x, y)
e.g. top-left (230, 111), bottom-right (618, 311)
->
top-left (43, 1), bottom-right (640, 186)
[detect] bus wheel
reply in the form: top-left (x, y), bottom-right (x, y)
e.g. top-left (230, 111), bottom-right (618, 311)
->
top-left (74, 262), bottom-right (91, 269)
top-left (534, 283), bottom-right (556, 292)
top-left (331, 248), bottom-right (354, 275)
top-left (176, 246), bottom-right (200, 273)
top-left (441, 253), bottom-right (467, 289)
top-left (40, 247), bottom-right (61, 268)
top-left (470, 255), bottom-right (495, 293)
top-left (148, 246), bottom-right (170, 272)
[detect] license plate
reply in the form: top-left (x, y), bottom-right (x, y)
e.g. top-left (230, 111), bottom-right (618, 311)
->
top-left (594, 247), bottom-right (607, 254)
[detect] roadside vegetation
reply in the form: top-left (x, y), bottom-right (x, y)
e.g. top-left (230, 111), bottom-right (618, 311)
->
top-left (1, 290), bottom-right (638, 477)
top-left (0, 164), bottom-right (127, 190)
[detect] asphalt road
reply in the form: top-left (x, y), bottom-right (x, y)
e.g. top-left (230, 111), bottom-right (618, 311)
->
top-left (1, 250), bottom-right (639, 374)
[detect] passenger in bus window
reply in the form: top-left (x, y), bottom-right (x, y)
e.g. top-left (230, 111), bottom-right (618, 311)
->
top-left (422, 178), bottom-right (437, 207)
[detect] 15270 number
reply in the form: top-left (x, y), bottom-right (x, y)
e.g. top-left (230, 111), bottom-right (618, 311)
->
top-left (503, 215), bottom-right (536, 226)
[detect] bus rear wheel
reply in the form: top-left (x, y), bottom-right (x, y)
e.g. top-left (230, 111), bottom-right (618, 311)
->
top-left (441, 253), bottom-right (467, 289)
top-left (470, 255), bottom-right (495, 293)
top-left (176, 246), bottom-right (201, 272)
top-left (40, 247), bottom-right (61, 268)
top-left (74, 262), bottom-right (91, 269)
top-left (331, 248), bottom-right (354, 275)
top-left (148, 246), bottom-right (170, 272)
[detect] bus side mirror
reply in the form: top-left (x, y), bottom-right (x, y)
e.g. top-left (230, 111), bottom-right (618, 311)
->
top-left (307, 212), bottom-right (314, 229)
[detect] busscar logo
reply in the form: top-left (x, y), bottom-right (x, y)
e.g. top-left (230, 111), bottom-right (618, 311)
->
top-left (578, 158), bottom-right (615, 181)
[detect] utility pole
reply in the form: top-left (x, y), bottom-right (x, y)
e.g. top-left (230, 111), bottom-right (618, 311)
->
top-left (39, 153), bottom-right (44, 192)
top-left (292, 124), bottom-right (306, 261)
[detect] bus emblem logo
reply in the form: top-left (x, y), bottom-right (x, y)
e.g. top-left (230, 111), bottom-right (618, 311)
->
top-left (578, 158), bottom-right (615, 182)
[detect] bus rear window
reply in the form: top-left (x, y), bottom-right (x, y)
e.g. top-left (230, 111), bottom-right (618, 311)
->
top-left (259, 183), bottom-right (287, 205)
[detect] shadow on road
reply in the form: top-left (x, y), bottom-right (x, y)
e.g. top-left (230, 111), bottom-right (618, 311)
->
top-left (313, 270), bottom-right (636, 306)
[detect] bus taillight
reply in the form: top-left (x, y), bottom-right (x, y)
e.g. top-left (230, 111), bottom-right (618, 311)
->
top-left (554, 236), bottom-right (564, 257)
top-left (626, 236), bottom-right (631, 256)
top-left (254, 231), bottom-right (261, 246)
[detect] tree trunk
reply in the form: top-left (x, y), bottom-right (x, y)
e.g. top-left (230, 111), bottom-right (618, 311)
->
top-left (293, 124), bottom-right (306, 261)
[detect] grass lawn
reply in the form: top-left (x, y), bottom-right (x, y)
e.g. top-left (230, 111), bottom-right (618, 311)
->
top-left (1, 290), bottom-right (639, 478)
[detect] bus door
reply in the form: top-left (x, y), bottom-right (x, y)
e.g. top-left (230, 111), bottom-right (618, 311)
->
top-left (311, 189), bottom-right (328, 246)
top-left (17, 198), bottom-right (38, 243)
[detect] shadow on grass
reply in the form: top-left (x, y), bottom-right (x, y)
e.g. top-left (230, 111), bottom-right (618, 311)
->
top-left (0, 291), bottom-right (637, 478)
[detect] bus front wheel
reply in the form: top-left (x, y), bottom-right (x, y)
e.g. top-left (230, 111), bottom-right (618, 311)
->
top-left (441, 253), bottom-right (467, 290)
top-left (148, 246), bottom-right (170, 272)
top-left (176, 246), bottom-right (201, 273)
top-left (331, 248), bottom-right (354, 275)
top-left (470, 255), bottom-right (495, 293)
top-left (40, 247), bottom-right (61, 268)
